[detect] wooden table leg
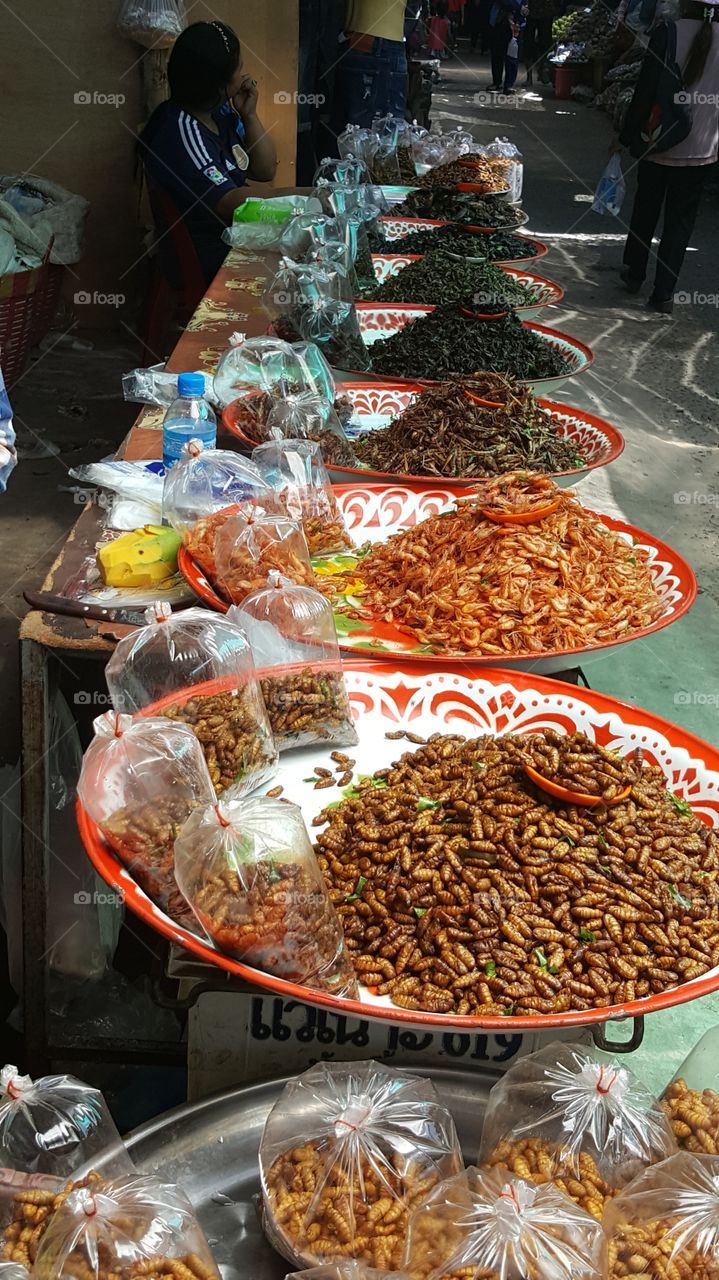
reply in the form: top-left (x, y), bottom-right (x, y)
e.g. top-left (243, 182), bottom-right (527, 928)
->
top-left (20, 638), bottom-right (51, 1074)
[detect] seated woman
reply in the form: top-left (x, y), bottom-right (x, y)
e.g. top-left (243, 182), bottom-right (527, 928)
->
top-left (141, 20), bottom-right (277, 289)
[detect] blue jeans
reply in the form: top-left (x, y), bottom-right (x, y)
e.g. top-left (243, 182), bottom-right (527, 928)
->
top-left (340, 37), bottom-right (407, 126)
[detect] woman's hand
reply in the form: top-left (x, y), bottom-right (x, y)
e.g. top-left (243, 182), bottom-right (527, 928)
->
top-left (232, 73), bottom-right (259, 120)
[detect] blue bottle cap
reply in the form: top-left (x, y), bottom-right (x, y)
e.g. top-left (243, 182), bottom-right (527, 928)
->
top-left (177, 372), bottom-right (205, 397)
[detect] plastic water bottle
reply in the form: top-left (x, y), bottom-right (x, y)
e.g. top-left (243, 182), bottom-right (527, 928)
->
top-left (162, 373), bottom-right (216, 470)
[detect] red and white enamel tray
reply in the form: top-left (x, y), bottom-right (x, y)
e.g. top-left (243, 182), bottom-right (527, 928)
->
top-left (353, 304), bottom-right (593, 394)
top-left (178, 482), bottom-right (696, 674)
top-left (369, 257), bottom-right (564, 321)
top-left (377, 211), bottom-right (530, 239)
top-left (77, 659), bottom-right (719, 1032)
top-left (221, 382), bottom-right (624, 488)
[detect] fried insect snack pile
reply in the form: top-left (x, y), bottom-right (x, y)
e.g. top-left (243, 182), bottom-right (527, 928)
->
top-left (604, 1152), bottom-right (719, 1280)
top-left (229, 572), bottom-right (358, 753)
top-left (0, 1172), bottom-right (103, 1268)
top-left (478, 1043), bottom-right (675, 1218)
top-left (519, 730), bottom-right (640, 801)
top-left (105, 605), bottom-right (278, 799)
top-left (174, 796), bottom-right (357, 996)
top-left (30, 1175), bottom-right (220, 1280)
top-left (290, 1266), bottom-right (406, 1280)
top-left (314, 730), bottom-right (719, 1016)
top-left (76, 713), bottom-right (216, 926)
top-left (660, 1029), bottom-right (719, 1155)
top-left (402, 1166), bottom-right (604, 1280)
top-left (339, 474), bottom-right (664, 656)
top-left (259, 1061), bottom-right (462, 1270)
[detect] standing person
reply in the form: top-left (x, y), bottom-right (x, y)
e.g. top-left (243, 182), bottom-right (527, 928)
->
top-left (428, 1), bottom-right (452, 55)
top-left (448, 0), bottom-right (466, 45)
top-left (617, 0), bottom-right (719, 313)
top-left (489, 0), bottom-right (527, 91)
top-left (339, 0), bottom-right (408, 125)
top-left (0, 368), bottom-right (17, 493)
top-left (524, 0), bottom-right (559, 84)
top-left (468, 0), bottom-right (493, 51)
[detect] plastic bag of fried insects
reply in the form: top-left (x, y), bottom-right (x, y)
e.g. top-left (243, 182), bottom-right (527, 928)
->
top-left (105, 604), bottom-right (278, 798)
top-left (30, 1174), bottom-right (221, 1280)
top-left (0, 1067), bottom-right (133, 1178)
top-left (603, 1151), bottom-right (719, 1280)
top-left (478, 1042), bottom-right (676, 1220)
top-left (264, 394), bottom-right (358, 469)
top-left (252, 438), bottom-right (354, 555)
top-left (212, 506), bottom-right (315, 605)
top-left (76, 711), bottom-right (215, 926)
top-left (174, 796), bottom-right (358, 996)
top-left (290, 1266), bottom-right (411, 1280)
top-left (258, 1059), bottom-right (463, 1270)
top-left (0, 1169), bottom-right (106, 1270)
top-left (161, 438), bottom-right (275, 539)
top-left (401, 1166), bottom-right (604, 1280)
top-left (227, 570), bottom-right (358, 752)
top-left (660, 1028), bottom-right (719, 1155)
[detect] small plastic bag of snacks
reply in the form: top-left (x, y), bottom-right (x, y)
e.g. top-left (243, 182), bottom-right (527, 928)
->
top-left (265, 395), bottom-right (358, 468)
top-left (212, 333), bottom-right (310, 408)
top-left (0, 1069), bottom-right (132, 1178)
top-left (213, 508), bottom-right (315, 604)
top-left (313, 156), bottom-right (373, 187)
top-left (295, 277), bottom-right (370, 373)
top-left (336, 125), bottom-right (378, 171)
top-left (0, 1169), bottom-right (105, 1269)
top-left (403, 1167), bottom-right (604, 1280)
top-left (76, 712), bottom-right (215, 922)
top-left (252, 439), bottom-right (353, 555)
top-left (661, 1028), bottom-right (719, 1154)
top-left (486, 137), bottom-right (524, 201)
top-left (259, 1060), bottom-right (463, 1270)
top-left (31, 1173), bottom-right (220, 1280)
top-left (229, 571), bottom-right (358, 751)
top-left (603, 1152), bottom-right (719, 1280)
top-left (174, 796), bottom-right (358, 995)
top-left (367, 116), bottom-right (403, 185)
top-left (105, 605), bottom-right (278, 797)
top-left (479, 1042), bottom-right (676, 1219)
top-left (291, 1267), bottom-right (404, 1280)
top-left (292, 341), bottom-right (336, 405)
top-left (161, 438), bottom-right (274, 536)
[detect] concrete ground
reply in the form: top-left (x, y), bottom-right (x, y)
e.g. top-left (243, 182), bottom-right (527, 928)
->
top-left (1, 47), bottom-right (717, 1088)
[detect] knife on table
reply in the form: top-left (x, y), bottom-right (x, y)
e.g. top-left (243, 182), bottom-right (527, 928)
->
top-left (23, 591), bottom-right (147, 626)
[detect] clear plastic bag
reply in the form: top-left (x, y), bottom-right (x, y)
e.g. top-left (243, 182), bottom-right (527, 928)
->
top-left (260, 1060), bottom-right (463, 1270)
top-left (485, 138), bottom-right (524, 202)
top-left (213, 334), bottom-right (312, 408)
top-left (174, 796), bottom-right (358, 995)
top-left (265, 395), bottom-right (358, 468)
top-left (161, 439), bottom-right (274, 536)
top-left (313, 156), bottom-right (373, 187)
top-left (367, 116), bottom-right (403, 185)
top-left (212, 507), bottom-right (315, 604)
top-left (293, 341), bottom-right (336, 405)
top-left (76, 711), bottom-right (214, 924)
top-left (0, 1169), bottom-right (104, 1269)
top-left (291, 1267), bottom-right (402, 1280)
top-left (336, 126), bottom-right (378, 172)
top-left (661, 1029), bottom-right (719, 1155)
top-left (479, 1042), bottom-right (676, 1218)
top-left (603, 1151), bottom-right (719, 1280)
top-left (31, 1173), bottom-right (220, 1280)
top-left (0, 1069), bottom-right (132, 1178)
top-left (252, 439), bottom-right (353, 555)
top-left (105, 605), bottom-right (278, 797)
top-left (228, 571), bottom-right (358, 751)
top-left (592, 155), bottom-right (626, 216)
top-left (403, 1166), bottom-right (604, 1280)
top-left (117, 0), bottom-right (184, 47)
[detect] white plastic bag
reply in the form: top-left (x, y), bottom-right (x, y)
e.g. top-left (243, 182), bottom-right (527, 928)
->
top-left (117, 0), bottom-right (185, 47)
top-left (592, 154), bottom-right (626, 216)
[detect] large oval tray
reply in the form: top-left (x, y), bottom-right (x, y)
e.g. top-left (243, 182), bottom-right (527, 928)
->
top-left (368, 258), bottom-right (564, 321)
top-left (79, 660), bottom-right (718, 1032)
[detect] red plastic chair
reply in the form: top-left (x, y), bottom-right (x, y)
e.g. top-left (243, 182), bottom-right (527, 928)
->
top-left (140, 183), bottom-right (209, 364)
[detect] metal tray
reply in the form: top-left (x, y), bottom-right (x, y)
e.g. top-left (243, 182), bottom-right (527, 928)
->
top-left (125, 1068), bottom-right (495, 1280)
